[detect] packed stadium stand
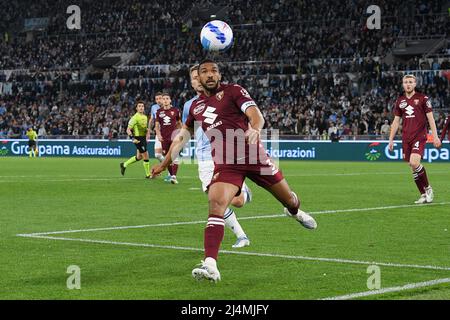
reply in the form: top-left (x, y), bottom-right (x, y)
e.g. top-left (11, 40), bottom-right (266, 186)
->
top-left (0, 0), bottom-right (449, 138)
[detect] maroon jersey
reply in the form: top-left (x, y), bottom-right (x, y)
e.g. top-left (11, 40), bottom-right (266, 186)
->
top-left (156, 107), bottom-right (180, 142)
top-left (393, 92), bottom-right (432, 143)
top-left (185, 83), bottom-right (268, 165)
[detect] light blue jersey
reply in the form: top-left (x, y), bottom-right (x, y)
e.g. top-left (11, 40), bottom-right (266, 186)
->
top-left (150, 104), bottom-right (160, 120)
top-left (182, 95), bottom-right (212, 161)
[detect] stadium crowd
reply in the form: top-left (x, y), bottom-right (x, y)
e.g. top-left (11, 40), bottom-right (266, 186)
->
top-left (0, 0), bottom-right (448, 69)
top-left (0, 0), bottom-right (449, 139)
top-left (1, 68), bottom-right (449, 139)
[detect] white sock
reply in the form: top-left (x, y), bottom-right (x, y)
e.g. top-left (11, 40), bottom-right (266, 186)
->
top-left (204, 257), bottom-right (217, 268)
top-left (155, 153), bottom-right (164, 162)
top-left (224, 208), bottom-right (246, 238)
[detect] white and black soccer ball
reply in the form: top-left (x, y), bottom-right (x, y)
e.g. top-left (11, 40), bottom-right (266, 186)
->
top-left (200, 20), bottom-right (233, 52)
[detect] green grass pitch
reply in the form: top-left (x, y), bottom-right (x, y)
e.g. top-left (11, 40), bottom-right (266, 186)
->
top-left (1, 157), bottom-right (449, 300)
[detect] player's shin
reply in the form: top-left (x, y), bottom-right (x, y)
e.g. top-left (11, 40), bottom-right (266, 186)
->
top-left (124, 156), bottom-right (139, 168)
top-left (204, 214), bottom-right (225, 261)
top-left (143, 160), bottom-right (150, 177)
top-left (286, 191), bottom-right (300, 215)
top-left (412, 164), bottom-right (427, 194)
top-left (155, 153), bottom-right (164, 162)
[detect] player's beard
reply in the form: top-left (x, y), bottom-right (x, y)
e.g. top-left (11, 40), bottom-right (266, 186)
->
top-left (201, 79), bottom-right (219, 94)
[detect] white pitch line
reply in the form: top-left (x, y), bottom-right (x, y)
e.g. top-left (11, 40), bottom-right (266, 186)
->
top-left (1, 170), bottom-right (450, 182)
top-left (0, 177), bottom-right (143, 183)
top-left (321, 277), bottom-right (450, 300)
top-left (16, 234), bottom-right (450, 271)
top-left (17, 201), bottom-right (450, 237)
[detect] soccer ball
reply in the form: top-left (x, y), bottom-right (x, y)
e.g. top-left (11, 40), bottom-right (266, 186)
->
top-left (200, 20), bottom-right (233, 52)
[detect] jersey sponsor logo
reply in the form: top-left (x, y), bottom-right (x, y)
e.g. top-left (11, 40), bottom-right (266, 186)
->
top-left (203, 106), bottom-right (218, 125)
top-left (405, 105), bottom-right (415, 118)
top-left (193, 103), bottom-right (206, 115)
top-left (216, 91), bottom-right (224, 101)
top-left (163, 116), bottom-right (171, 125)
top-left (159, 111), bottom-right (165, 117)
top-left (399, 101), bottom-right (407, 109)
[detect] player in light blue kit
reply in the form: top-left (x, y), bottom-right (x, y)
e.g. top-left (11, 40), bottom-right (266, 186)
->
top-left (182, 64), bottom-right (252, 248)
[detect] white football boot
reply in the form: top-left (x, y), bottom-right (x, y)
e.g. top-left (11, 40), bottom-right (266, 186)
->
top-left (192, 260), bottom-right (221, 282)
top-left (425, 186), bottom-right (434, 203)
top-left (285, 208), bottom-right (318, 229)
top-left (170, 176), bottom-right (179, 184)
top-left (232, 236), bottom-right (250, 248)
top-left (284, 192), bottom-right (317, 230)
top-left (414, 194), bottom-right (427, 204)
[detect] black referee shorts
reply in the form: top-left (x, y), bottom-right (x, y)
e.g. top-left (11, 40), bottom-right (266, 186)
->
top-left (28, 140), bottom-right (36, 148)
top-left (134, 136), bottom-right (148, 153)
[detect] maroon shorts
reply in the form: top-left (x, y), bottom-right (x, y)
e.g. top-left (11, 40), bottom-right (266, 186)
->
top-left (208, 159), bottom-right (284, 195)
top-left (161, 140), bottom-right (173, 155)
top-left (402, 138), bottom-right (426, 162)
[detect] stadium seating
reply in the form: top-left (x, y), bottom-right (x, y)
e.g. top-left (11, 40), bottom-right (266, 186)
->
top-left (0, 0), bottom-right (449, 139)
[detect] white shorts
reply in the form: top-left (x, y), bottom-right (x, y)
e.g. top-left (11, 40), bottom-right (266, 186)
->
top-left (154, 135), bottom-right (162, 150)
top-left (198, 160), bottom-right (215, 192)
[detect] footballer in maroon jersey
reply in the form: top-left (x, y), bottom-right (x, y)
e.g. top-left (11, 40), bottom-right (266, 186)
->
top-left (152, 59), bottom-right (317, 282)
top-left (154, 93), bottom-right (182, 184)
top-left (440, 115), bottom-right (450, 142)
top-left (389, 75), bottom-right (442, 204)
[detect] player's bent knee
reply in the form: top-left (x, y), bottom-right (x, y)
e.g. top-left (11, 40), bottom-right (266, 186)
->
top-left (208, 199), bottom-right (227, 216)
top-left (409, 159), bottom-right (420, 170)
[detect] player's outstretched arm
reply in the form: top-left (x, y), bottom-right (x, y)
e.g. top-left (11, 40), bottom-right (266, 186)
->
top-left (388, 116), bottom-right (401, 151)
top-left (426, 112), bottom-right (442, 148)
top-left (151, 125), bottom-right (193, 177)
top-left (245, 106), bottom-right (264, 144)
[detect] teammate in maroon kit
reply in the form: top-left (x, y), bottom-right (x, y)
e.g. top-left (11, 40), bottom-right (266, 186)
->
top-left (155, 93), bottom-right (182, 184)
top-left (152, 59), bottom-right (317, 282)
top-left (440, 115), bottom-right (450, 142)
top-left (389, 75), bottom-right (442, 204)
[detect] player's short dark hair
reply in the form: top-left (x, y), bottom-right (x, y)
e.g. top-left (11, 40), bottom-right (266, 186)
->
top-left (155, 91), bottom-right (164, 97)
top-left (161, 92), bottom-right (170, 97)
top-left (198, 59), bottom-right (219, 71)
top-left (136, 100), bottom-right (145, 107)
